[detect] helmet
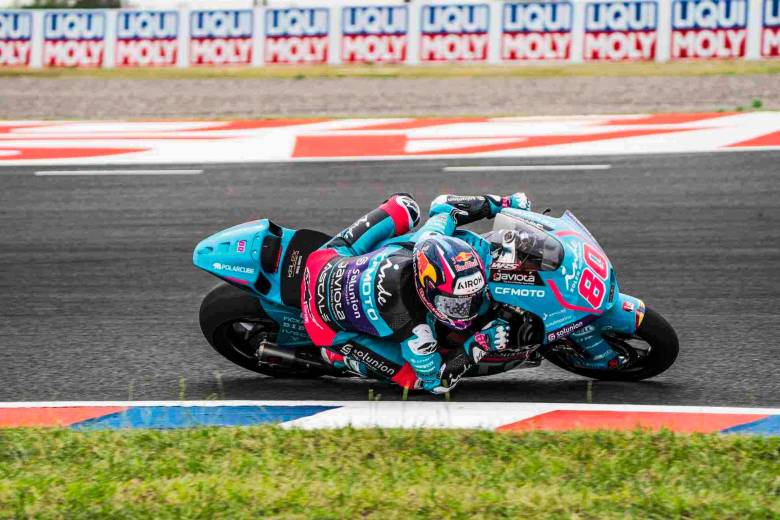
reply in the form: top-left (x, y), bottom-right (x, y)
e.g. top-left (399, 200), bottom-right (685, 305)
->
top-left (412, 236), bottom-right (487, 330)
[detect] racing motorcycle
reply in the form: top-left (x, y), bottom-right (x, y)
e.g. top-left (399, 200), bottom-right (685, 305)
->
top-left (193, 207), bottom-right (678, 383)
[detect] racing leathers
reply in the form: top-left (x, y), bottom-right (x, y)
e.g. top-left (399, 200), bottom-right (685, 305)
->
top-left (300, 193), bottom-right (530, 393)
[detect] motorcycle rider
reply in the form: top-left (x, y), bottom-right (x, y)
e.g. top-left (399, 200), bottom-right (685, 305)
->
top-left (300, 192), bottom-right (532, 394)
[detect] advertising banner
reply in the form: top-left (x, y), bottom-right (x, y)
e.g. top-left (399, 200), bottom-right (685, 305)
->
top-left (0, 1), bottom-right (776, 69)
top-left (584, 1), bottom-right (657, 60)
top-left (0, 11), bottom-right (31, 66)
top-left (265, 8), bottom-right (329, 64)
top-left (763, 0), bottom-right (780, 56)
top-left (43, 11), bottom-right (105, 67)
top-left (501, 1), bottom-right (573, 61)
top-left (116, 10), bottom-right (178, 67)
top-left (342, 5), bottom-right (408, 63)
top-left (420, 3), bottom-right (490, 62)
top-left (190, 10), bottom-right (253, 66)
top-left (671, 0), bottom-right (748, 58)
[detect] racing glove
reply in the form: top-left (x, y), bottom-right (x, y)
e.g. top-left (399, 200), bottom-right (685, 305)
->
top-left (464, 319), bottom-right (510, 363)
top-left (429, 193), bottom-right (532, 225)
top-left (424, 319), bottom-right (511, 394)
top-left (428, 350), bottom-right (472, 395)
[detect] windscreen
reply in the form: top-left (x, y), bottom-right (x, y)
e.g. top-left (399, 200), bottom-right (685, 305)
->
top-left (486, 214), bottom-right (563, 271)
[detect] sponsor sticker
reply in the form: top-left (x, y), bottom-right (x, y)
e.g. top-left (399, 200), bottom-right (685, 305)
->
top-left (452, 251), bottom-right (479, 272)
top-left (212, 262), bottom-right (255, 274)
top-left (266, 8), bottom-right (329, 64)
top-left (502, 1), bottom-right (573, 61)
top-left (236, 239), bottom-right (247, 254)
top-left (342, 6), bottom-right (407, 63)
top-left (763, 0), bottom-right (780, 56)
top-left (493, 286), bottom-right (546, 298)
top-left (339, 342), bottom-right (399, 376)
top-left (546, 315), bottom-right (597, 343)
top-left (0, 12), bottom-right (32, 67)
top-left (116, 11), bottom-right (178, 67)
top-left (671, 0), bottom-right (748, 59)
top-left (454, 272), bottom-right (485, 295)
top-left (491, 261), bottom-right (523, 271)
top-left (43, 11), bottom-right (106, 67)
top-left (490, 270), bottom-right (544, 286)
top-left (190, 10), bottom-right (253, 66)
top-left (375, 258), bottom-right (397, 307)
top-left (584, 1), bottom-right (657, 61)
top-left (420, 4), bottom-right (489, 62)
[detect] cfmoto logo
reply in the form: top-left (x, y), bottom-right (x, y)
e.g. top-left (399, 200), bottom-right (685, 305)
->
top-left (494, 286), bottom-right (545, 298)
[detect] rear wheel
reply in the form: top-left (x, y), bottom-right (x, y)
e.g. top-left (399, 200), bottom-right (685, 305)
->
top-left (543, 307), bottom-right (679, 381)
top-left (199, 283), bottom-right (324, 378)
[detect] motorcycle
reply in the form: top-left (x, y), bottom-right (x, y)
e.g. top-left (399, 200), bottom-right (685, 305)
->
top-left (193, 207), bottom-right (678, 384)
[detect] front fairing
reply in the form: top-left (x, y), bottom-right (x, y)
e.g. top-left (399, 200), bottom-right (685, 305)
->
top-left (488, 209), bottom-right (619, 343)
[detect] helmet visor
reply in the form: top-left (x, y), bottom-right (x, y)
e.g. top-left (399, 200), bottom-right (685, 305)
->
top-left (434, 293), bottom-right (483, 321)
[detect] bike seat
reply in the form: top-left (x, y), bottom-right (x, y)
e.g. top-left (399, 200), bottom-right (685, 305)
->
top-left (275, 228), bottom-right (330, 308)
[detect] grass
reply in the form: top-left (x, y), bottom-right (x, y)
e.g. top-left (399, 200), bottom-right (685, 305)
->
top-left (1, 427), bottom-right (778, 518)
top-left (1, 59), bottom-right (779, 80)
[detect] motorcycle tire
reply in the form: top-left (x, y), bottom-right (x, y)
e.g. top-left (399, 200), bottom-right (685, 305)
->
top-left (199, 283), bottom-right (324, 378)
top-left (543, 307), bottom-right (679, 381)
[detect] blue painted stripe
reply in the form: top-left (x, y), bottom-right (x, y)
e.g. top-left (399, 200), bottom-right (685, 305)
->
top-left (71, 405), bottom-right (337, 430)
top-left (722, 415), bottom-right (780, 436)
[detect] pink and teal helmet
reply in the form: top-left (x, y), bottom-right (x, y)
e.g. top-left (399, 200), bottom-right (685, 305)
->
top-left (412, 236), bottom-right (487, 330)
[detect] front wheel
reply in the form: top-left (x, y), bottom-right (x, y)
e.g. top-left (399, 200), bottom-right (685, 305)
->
top-left (543, 307), bottom-right (679, 381)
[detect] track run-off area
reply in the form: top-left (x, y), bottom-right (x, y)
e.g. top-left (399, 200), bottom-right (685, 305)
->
top-left (0, 113), bottom-right (779, 432)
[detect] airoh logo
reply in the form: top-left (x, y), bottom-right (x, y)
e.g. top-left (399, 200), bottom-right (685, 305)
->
top-left (454, 272), bottom-right (485, 295)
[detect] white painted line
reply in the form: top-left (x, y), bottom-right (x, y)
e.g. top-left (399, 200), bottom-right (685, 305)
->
top-left (1, 401), bottom-right (779, 415)
top-left (34, 169), bottom-right (204, 176)
top-left (443, 164), bottom-right (612, 172)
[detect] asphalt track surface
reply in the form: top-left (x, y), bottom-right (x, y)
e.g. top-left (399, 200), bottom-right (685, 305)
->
top-left (1, 151), bottom-right (779, 406)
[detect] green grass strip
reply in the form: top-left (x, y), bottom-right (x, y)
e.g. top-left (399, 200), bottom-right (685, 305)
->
top-left (1, 427), bottom-right (778, 519)
top-left (1, 59), bottom-right (779, 80)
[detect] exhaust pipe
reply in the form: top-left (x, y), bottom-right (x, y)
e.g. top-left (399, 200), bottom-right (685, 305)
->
top-left (255, 339), bottom-right (329, 370)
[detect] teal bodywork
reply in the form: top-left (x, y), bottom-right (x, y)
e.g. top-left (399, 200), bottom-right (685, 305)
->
top-left (193, 208), bottom-right (646, 366)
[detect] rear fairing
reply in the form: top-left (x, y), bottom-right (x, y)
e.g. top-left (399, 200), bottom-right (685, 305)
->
top-left (193, 219), bottom-right (318, 346)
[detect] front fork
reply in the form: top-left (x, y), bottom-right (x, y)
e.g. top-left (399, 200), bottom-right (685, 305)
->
top-left (564, 293), bottom-right (646, 369)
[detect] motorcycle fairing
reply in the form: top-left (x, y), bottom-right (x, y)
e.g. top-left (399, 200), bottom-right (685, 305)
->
top-left (490, 209), bottom-right (619, 344)
top-left (193, 219), bottom-right (327, 346)
top-left (192, 210), bottom-right (647, 352)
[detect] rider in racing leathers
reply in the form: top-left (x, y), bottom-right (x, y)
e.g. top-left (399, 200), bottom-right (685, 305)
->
top-left (300, 192), bottom-right (531, 394)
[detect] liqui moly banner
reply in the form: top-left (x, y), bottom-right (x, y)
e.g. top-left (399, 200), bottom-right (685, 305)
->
top-left (342, 6), bottom-right (408, 63)
top-left (43, 11), bottom-right (105, 67)
top-left (2, 2), bottom-right (778, 69)
top-left (501, 2), bottom-right (573, 61)
top-left (0, 12), bottom-right (31, 67)
top-left (584, 1), bottom-right (658, 60)
top-left (190, 10), bottom-right (253, 66)
top-left (116, 11), bottom-right (178, 67)
top-left (764, 0), bottom-right (780, 56)
top-left (420, 4), bottom-right (489, 62)
top-left (265, 8), bottom-right (329, 64)
top-left (671, 0), bottom-right (748, 58)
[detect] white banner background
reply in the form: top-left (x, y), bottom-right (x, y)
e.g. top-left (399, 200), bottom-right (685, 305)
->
top-left (0, 0), bottom-right (777, 68)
